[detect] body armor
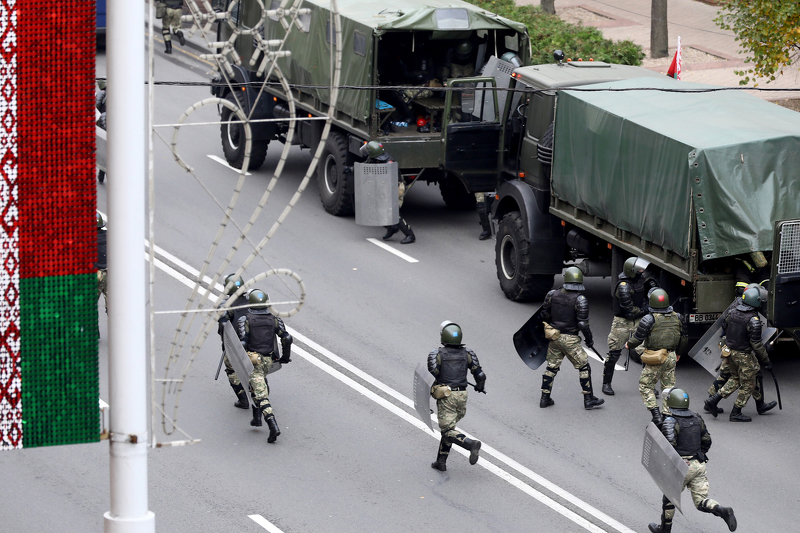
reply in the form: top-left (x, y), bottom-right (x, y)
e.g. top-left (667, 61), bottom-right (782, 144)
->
top-left (435, 346), bottom-right (470, 388)
top-left (644, 312), bottom-right (682, 351)
top-left (549, 289), bottom-right (580, 334)
top-left (672, 413), bottom-right (703, 457)
top-left (246, 311), bottom-right (276, 355)
top-left (725, 308), bottom-right (756, 351)
top-left (229, 295), bottom-right (249, 326)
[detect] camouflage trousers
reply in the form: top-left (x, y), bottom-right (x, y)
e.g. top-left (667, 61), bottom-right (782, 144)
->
top-left (97, 269), bottom-right (108, 312)
top-left (607, 316), bottom-right (636, 351)
top-left (223, 354), bottom-right (241, 387)
top-left (436, 390), bottom-right (470, 455)
top-left (717, 349), bottom-right (758, 408)
top-left (162, 8), bottom-right (182, 37)
top-left (708, 355), bottom-right (765, 402)
top-left (639, 351), bottom-right (676, 410)
top-left (663, 458), bottom-right (719, 522)
top-left (248, 351), bottom-right (274, 416)
top-left (542, 334), bottom-right (589, 394)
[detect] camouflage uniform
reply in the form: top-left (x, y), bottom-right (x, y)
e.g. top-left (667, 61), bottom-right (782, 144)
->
top-left (161, 0), bottom-right (183, 41)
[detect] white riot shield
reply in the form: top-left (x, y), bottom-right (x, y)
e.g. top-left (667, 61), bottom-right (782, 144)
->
top-left (642, 422), bottom-right (689, 514)
top-left (413, 362), bottom-right (436, 432)
top-left (688, 312), bottom-right (778, 377)
top-left (223, 321), bottom-right (254, 382)
top-left (354, 161), bottom-right (399, 226)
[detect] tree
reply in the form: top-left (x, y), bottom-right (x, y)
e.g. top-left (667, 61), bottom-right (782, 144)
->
top-left (715, 0), bottom-right (800, 85)
top-left (541, 0), bottom-right (555, 15)
top-left (650, 0), bottom-right (668, 58)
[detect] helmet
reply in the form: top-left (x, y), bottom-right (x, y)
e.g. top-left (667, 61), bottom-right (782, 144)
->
top-left (500, 51), bottom-right (522, 67)
top-left (97, 212), bottom-right (105, 228)
top-left (623, 256), bottom-right (650, 278)
top-left (440, 320), bottom-right (463, 345)
top-left (665, 388), bottom-right (689, 409)
top-left (248, 289), bottom-right (268, 307)
top-left (454, 40), bottom-right (473, 61)
top-left (562, 266), bottom-right (585, 291)
top-left (366, 140), bottom-right (385, 158)
top-left (741, 287), bottom-right (761, 309)
top-left (223, 273), bottom-right (244, 296)
top-left (97, 79), bottom-right (107, 90)
top-left (649, 288), bottom-right (670, 309)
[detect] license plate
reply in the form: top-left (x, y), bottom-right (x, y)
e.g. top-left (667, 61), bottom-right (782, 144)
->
top-left (689, 313), bottom-right (721, 323)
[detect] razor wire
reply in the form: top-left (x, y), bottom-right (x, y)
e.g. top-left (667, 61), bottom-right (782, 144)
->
top-left (147, 0), bottom-right (344, 443)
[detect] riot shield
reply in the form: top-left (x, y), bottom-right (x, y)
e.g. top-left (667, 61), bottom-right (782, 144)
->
top-left (642, 422), bottom-right (688, 514)
top-left (354, 161), bottom-right (399, 226)
top-left (223, 321), bottom-right (254, 383)
top-left (513, 305), bottom-right (548, 370)
top-left (413, 362), bottom-right (436, 432)
top-left (688, 313), bottom-right (778, 377)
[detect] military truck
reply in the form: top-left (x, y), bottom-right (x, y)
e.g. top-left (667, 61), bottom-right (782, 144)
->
top-left (477, 59), bottom-right (800, 346)
top-left (211, 0), bottom-right (529, 215)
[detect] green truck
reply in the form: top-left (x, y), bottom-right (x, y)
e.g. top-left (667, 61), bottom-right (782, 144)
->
top-left (211, 0), bottom-right (529, 214)
top-left (481, 60), bottom-right (800, 346)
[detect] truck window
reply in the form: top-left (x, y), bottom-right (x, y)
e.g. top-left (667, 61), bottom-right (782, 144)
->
top-left (435, 9), bottom-right (470, 30)
top-left (526, 91), bottom-right (555, 142)
top-left (325, 21), bottom-right (336, 45)
top-left (353, 31), bottom-right (366, 57)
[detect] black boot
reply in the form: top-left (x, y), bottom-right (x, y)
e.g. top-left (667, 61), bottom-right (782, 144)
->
top-left (250, 405), bottom-right (262, 427)
top-left (649, 494), bottom-right (674, 532)
top-left (477, 201), bottom-right (491, 240)
top-left (540, 392), bottom-right (554, 408)
top-left (729, 405), bottom-right (751, 422)
top-left (458, 437), bottom-right (481, 465)
top-left (176, 30), bottom-right (185, 46)
top-left (701, 501), bottom-right (737, 531)
top-left (164, 40), bottom-right (172, 54)
top-left (398, 218), bottom-right (415, 244)
top-left (431, 437), bottom-right (450, 471)
top-left (602, 352), bottom-right (619, 395)
top-left (704, 392), bottom-right (723, 418)
top-left (382, 224), bottom-right (399, 241)
top-left (266, 414), bottom-right (281, 443)
top-left (704, 395), bottom-right (724, 414)
top-left (580, 364), bottom-right (604, 409)
top-left (232, 383), bottom-right (249, 409)
top-left (648, 522), bottom-right (671, 533)
top-left (649, 407), bottom-right (664, 427)
top-left (584, 395), bottom-right (605, 409)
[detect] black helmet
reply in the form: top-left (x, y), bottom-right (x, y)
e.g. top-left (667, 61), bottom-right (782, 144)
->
top-left (665, 387), bottom-right (689, 409)
top-left (97, 212), bottom-right (105, 228)
top-left (440, 320), bottom-right (463, 345)
top-left (454, 40), bottom-right (473, 61)
top-left (649, 288), bottom-right (670, 310)
top-left (563, 266), bottom-right (585, 291)
top-left (248, 289), bottom-right (268, 307)
top-left (623, 256), bottom-right (650, 278)
top-left (223, 273), bottom-right (244, 296)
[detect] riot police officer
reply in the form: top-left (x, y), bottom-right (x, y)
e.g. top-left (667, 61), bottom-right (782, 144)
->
top-left (539, 267), bottom-right (604, 410)
top-left (704, 288), bottom-right (772, 422)
top-left (237, 289), bottom-right (293, 443)
top-left (649, 388), bottom-right (737, 533)
top-left (217, 273), bottom-right (250, 409)
top-left (158, 0), bottom-right (185, 54)
top-left (626, 289), bottom-right (687, 427)
top-left (360, 141), bottom-right (416, 244)
top-left (428, 321), bottom-right (486, 472)
top-left (604, 256), bottom-right (659, 395)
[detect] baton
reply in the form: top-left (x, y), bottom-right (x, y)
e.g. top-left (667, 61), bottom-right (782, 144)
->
top-left (467, 381), bottom-right (487, 394)
top-left (624, 348), bottom-right (630, 371)
top-left (588, 345), bottom-right (605, 361)
top-left (768, 367), bottom-right (782, 410)
top-left (214, 351), bottom-right (225, 381)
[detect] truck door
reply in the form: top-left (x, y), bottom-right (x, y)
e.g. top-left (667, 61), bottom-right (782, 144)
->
top-left (442, 77), bottom-right (501, 192)
top-left (770, 219), bottom-right (800, 328)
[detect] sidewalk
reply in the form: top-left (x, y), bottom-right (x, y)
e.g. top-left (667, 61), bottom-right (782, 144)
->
top-left (518, 0), bottom-right (800, 103)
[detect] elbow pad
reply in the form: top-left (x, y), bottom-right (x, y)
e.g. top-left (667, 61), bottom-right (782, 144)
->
top-left (661, 417), bottom-right (677, 444)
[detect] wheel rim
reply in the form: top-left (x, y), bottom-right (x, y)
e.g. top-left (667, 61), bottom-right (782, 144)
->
top-left (500, 235), bottom-right (517, 280)
top-left (226, 117), bottom-right (241, 150)
top-left (324, 154), bottom-right (339, 195)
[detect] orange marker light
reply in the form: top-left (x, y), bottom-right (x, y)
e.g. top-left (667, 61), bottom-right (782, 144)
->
top-left (518, 171), bottom-right (526, 178)
top-left (561, 221), bottom-right (566, 226)
top-left (607, 243), bottom-right (612, 249)
top-left (681, 280), bottom-right (686, 286)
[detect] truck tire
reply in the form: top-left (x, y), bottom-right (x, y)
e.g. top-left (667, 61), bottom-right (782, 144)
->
top-left (317, 131), bottom-right (354, 216)
top-left (439, 175), bottom-right (477, 210)
top-left (220, 94), bottom-right (268, 171)
top-left (496, 211), bottom-right (555, 301)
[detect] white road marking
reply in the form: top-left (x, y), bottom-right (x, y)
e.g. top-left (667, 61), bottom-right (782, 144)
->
top-left (584, 348), bottom-right (626, 371)
top-left (366, 238), bottom-right (419, 263)
top-left (145, 244), bottom-right (635, 533)
top-left (248, 515), bottom-right (284, 532)
top-left (207, 154), bottom-right (251, 175)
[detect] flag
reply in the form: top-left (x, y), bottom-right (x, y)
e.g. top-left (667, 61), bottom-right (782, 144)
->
top-left (666, 36), bottom-right (682, 80)
top-left (1, 1), bottom-right (99, 450)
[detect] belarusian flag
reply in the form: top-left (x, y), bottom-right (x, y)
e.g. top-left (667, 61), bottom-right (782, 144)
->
top-left (0, 1), bottom-right (99, 449)
top-left (666, 36), bottom-right (682, 80)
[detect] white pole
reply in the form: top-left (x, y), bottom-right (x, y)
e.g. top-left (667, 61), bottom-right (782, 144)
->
top-left (104, 0), bottom-right (154, 530)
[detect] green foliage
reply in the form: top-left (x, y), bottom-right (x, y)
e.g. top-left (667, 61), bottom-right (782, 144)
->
top-left (467, 0), bottom-right (644, 65)
top-left (715, 0), bottom-right (800, 85)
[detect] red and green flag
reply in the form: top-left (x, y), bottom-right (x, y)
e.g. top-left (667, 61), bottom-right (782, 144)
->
top-left (0, 0), bottom-right (99, 449)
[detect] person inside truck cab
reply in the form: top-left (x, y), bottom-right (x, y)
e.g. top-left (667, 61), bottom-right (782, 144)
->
top-left (734, 252), bottom-right (770, 295)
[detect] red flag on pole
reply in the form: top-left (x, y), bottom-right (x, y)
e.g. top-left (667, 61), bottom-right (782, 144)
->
top-left (666, 36), bottom-right (682, 80)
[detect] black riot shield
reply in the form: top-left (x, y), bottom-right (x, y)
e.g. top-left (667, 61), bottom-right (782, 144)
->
top-left (413, 362), bottom-right (436, 432)
top-left (642, 422), bottom-right (689, 514)
top-left (513, 305), bottom-right (548, 370)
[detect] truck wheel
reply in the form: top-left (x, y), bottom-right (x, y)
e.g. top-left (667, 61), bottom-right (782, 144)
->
top-left (220, 94), bottom-right (268, 171)
top-left (496, 211), bottom-right (555, 301)
top-left (317, 131), bottom-right (354, 216)
top-left (439, 175), bottom-right (477, 210)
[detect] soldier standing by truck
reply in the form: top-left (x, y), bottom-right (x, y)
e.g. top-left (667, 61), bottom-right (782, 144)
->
top-left (626, 289), bottom-right (687, 427)
top-left (539, 267), bottom-right (604, 410)
top-left (359, 141), bottom-right (416, 244)
top-left (603, 256), bottom-right (658, 395)
top-left (704, 288), bottom-right (773, 422)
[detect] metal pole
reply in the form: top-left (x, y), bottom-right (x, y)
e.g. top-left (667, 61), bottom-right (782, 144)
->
top-left (104, 0), bottom-right (154, 531)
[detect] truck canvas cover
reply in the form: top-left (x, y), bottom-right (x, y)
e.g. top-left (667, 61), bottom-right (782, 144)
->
top-left (262, 0), bottom-right (528, 121)
top-left (551, 77), bottom-right (800, 262)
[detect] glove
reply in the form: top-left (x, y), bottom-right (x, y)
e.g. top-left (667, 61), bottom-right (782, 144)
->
top-left (761, 358), bottom-right (772, 371)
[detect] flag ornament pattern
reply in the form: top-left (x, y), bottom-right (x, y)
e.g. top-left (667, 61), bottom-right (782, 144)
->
top-left (1, 0), bottom-right (99, 450)
top-left (666, 36), bottom-right (682, 80)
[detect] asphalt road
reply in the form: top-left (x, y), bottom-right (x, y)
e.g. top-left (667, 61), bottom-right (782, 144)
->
top-left (1, 41), bottom-right (799, 533)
